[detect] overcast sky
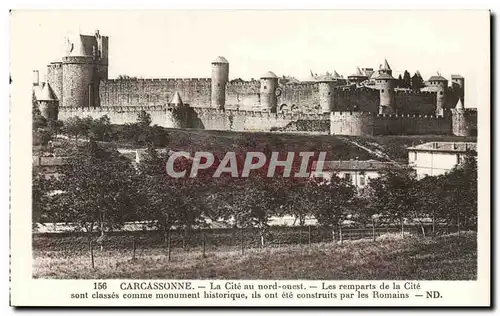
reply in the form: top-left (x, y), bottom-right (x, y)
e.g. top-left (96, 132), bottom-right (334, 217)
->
top-left (11, 10), bottom-right (489, 108)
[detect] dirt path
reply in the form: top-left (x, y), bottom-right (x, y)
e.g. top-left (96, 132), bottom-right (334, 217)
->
top-left (339, 136), bottom-right (399, 163)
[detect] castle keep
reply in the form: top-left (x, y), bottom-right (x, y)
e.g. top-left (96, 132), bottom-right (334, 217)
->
top-left (33, 30), bottom-right (477, 136)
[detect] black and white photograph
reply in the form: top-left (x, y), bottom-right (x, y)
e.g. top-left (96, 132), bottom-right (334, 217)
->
top-left (9, 9), bottom-right (490, 307)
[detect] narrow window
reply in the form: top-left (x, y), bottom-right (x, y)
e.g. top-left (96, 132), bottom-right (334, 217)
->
top-left (359, 173), bottom-right (366, 186)
top-left (88, 84), bottom-right (92, 107)
top-left (344, 173), bottom-right (352, 182)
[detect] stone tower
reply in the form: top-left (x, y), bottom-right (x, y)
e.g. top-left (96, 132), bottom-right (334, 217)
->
top-left (451, 74), bottom-right (465, 104)
top-left (62, 34), bottom-right (96, 108)
top-left (316, 74), bottom-right (335, 113)
top-left (166, 91), bottom-right (188, 129)
top-left (428, 73), bottom-right (448, 116)
top-left (377, 59), bottom-right (395, 114)
top-left (211, 56), bottom-right (229, 110)
top-left (451, 98), bottom-right (476, 136)
top-left (46, 62), bottom-right (63, 105)
top-left (260, 71), bottom-right (279, 113)
top-left (38, 83), bottom-right (58, 120)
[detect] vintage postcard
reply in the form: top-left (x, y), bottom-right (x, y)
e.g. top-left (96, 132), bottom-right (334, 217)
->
top-left (10, 10), bottom-right (490, 307)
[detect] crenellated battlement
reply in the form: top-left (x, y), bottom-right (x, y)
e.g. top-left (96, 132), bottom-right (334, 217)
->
top-left (38, 29), bottom-right (472, 137)
top-left (191, 107), bottom-right (329, 121)
top-left (59, 105), bottom-right (168, 113)
top-left (48, 62), bottom-right (63, 69)
top-left (227, 81), bottom-right (260, 87)
top-left (105, 78), bottom-right (211, 83)
top-left (394, 89), bottom-right (436, 95)
top-left (376, 113), bottom-right (446, 119)
top-left (332, 111), bottom-right (376, 117)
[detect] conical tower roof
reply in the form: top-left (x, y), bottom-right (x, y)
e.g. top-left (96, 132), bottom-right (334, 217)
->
top-left (333, 70), bottom-right (341, 79)
top-left (455, 98), bottom-right (465, 110)
top-left (38, 83), bottom-right (55, 101)
top-left (212, 56), bottom-right (229, 64)
top-left (170, 91), bottom-right (183, 106)
top-left (261, 71), bottom-right (278, 79)
top-left (381, 58), bottom-right (391, 71)
top-left (356, 67), bottom-right (364, 76)
top-left (69, 34), bottom-right (90, 57)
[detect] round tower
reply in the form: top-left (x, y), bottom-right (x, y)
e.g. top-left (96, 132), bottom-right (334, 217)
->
top-left (452, 98), bottom-right (472, 136)
top-left (62, 34), bottom-right (96, 108)
top-left (260, 71), bottom-right (279, 113)
top-left (330, 111), bottom-right (375, 136)
top-left (166, 91), bottom-right (189, 128)
top-left (375, 59), bottom-right (395, 114)
top-left (428, 73), bottom-right (448, 116)
top-left (316, 74), bottom-right (335, 113)
top-left (451, 74), bottom-right (465, 104)
top-left (211, 56), bottom-right (229, 110)
top-left (38, 83), bottom-right (58, 120)
top-left (377, 74), bottom-right (395, 114)
top-left (46, 62), bottom-right (63, 104)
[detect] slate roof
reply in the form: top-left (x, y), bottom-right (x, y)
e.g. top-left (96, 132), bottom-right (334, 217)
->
top-left (311, 160), bottom-right (400, 171)
top-left (407, 142), bottom-right (477, 153)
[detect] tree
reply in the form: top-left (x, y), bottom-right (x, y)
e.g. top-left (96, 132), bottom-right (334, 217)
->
top-left (89, 115), bottom-right (111, 141)
top-left (368, 166), bottom-right (418, 236)
top-left (62, 117), bottom-right (83, 142)
top-left (32, 171), bottom-right (51, 227)
top-left (137, 110), bottom-right (152, 128)
top-left (411, 72), bottom-right (424, 90)
top-left (56, 139), bottom-right (142, 247)
top-left (309, 175), bottom-right (357, 239)
top-left (437, 152), bottom-right (478, 231)
top-left (32, 90), bottom-right (47, 131)
top-left (137, 143), bottom-right (183, 239)
top-left (47, 119), bottom-right (64, 138)
top-left (403, 70), bottom-right (412, 88)
top-left (397, 74), bottom-right (403, 88)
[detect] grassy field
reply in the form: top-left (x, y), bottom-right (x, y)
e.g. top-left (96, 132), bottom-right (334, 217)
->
top-left (33, 232), bottom-right (477, 280)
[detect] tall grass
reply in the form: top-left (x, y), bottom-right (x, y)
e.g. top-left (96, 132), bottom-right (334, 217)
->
top-left (33, 232), bottom-right (476, 280)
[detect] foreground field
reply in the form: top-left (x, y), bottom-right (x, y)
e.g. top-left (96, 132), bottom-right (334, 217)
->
top-left (33, 232), bottom-right (476, 280)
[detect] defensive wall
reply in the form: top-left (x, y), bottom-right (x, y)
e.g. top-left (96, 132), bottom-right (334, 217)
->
top-left (330, 111), bottom-right (454, 136)
top-left (58, 106), bottom-right (331, 133)
top-left (96, 79), bottom-right (442, 115)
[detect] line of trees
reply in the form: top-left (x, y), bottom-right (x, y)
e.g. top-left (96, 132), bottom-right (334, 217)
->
top-left (396, 70), bottom-right (424, 90)
top-left (33, 102), bottom-right (170, 151)
top-left (33, 137), bottom-right (478, 246)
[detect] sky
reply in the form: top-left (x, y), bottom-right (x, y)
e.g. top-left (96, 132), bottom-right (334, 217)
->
top-left (10, 10), bottom-right (490, 108)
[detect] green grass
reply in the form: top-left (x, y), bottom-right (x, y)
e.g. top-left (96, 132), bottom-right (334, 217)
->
top-left (33, 232), bottom-right (477, 280)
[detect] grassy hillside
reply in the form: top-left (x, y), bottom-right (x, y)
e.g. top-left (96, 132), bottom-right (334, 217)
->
top-left (40, 129), bottom-right (477, 163)
top-left (46, 129), bottom-right (381, 161)
top-left (33, 232), bottom-right (476, 280)
top-left (350, 135), bottom-right (477, 163)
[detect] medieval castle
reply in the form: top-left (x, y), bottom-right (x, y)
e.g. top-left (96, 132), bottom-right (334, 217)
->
top-left (33, 30), bottom-right (477, 137)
